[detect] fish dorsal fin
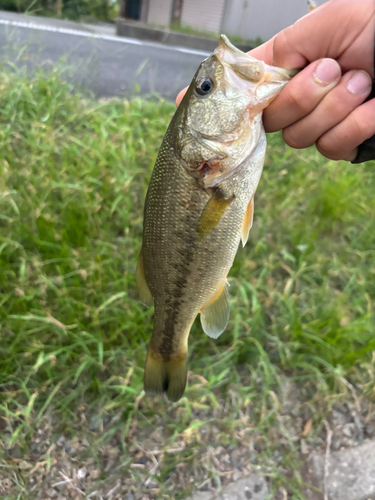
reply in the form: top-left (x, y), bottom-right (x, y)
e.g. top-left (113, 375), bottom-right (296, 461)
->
top-left (241, 196), bottom-right (254, 247)
top-left (200, 281), bottom-right (230, 339)
top-left (135, 248), bottom-right (153, 307)
top-left (197, 194), bottom-right (234, 235)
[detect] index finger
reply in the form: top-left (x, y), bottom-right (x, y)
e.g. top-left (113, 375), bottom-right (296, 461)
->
top-left (246, 36), bottom-right (276, 65)
top-left (176, 87), bottom-right (187, 107)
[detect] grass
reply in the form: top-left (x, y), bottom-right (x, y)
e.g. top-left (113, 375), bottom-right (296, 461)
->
top-left (0, 68), bottom-right (375, 499)
top-left (2, 1), bottom-right (119, 22)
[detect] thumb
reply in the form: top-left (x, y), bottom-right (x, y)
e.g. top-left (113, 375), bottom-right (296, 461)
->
top-left (272, 0), bottom-right (374, 73)
top-left (176, 87), bottom-right (187, 107)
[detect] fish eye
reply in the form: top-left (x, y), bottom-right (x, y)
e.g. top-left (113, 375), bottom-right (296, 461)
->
top-left (195, 77), bottom-right (214, 96)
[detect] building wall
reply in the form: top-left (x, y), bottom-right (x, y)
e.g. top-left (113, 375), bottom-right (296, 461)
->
top-left (140, 0), bottom-right (150, 22)
top-left (222, 0), bottom-right (329, 42)
top-left (147, 0), bottom-right (174, 26)
top-left (180, 0), bottom-right (227, 34)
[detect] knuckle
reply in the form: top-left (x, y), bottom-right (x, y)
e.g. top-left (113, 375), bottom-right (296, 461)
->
top-left (354, 112), bottom-right (375, 140)
top-left (273, 30), bottom-right (288, 54)
top-left (283, 126), bottom-right (310, 149)
top-left (351, 118), bottom-right (366, 139)
top-left (316, 135), bottom-right (332, 156)
top-left (286, 84), bottom-right (311, 115)
top-left (316, 143), bottom-right (333, 159)
top-left (273, 27), bottom-right (295, 61)
top-left (325, 98), bottom-right (345, 121)
top-left (316, 134), bottom-right (343, 160)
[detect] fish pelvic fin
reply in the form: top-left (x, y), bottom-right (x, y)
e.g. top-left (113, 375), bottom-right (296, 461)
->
top-left (241, 196), bottom-right (254, 247)
top-left (144, 349), bottom-right (188, 402)
top-left (200, 281), bottom-right (230, 339)
top-left (136, 248), bottom-right (153, 307)
top-left (197, 195), bottom-right (234, 236)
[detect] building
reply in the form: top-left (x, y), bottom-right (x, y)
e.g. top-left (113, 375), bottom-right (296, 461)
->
top-left (120, 0), bottom-right (328, 42)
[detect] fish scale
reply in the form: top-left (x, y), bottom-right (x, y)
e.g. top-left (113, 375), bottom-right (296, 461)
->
top-left (136, 35), bottom-right (296, 402)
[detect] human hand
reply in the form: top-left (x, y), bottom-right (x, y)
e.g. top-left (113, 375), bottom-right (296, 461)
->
top-left (176, 0), bottom-right (375, 161)
top-left (248, 0), bottom-right (375, 161)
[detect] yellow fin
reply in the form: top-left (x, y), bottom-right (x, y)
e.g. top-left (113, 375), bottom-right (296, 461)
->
top-left (197, 195), bottom-right (234, 235)
top-left (241, 196), bottom-right (254, 247)
top-left (200, 281), bottom-right (230, 339)
top-left (144, 349), bottom-right (187, 402)
top-left (135, 249), bottom-right (153, 307)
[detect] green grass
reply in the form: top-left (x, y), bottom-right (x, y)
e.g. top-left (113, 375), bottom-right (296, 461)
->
top-left (2, 0), bottom-right (119, 22)
top-left (0, 68), bottom-right (375, 499)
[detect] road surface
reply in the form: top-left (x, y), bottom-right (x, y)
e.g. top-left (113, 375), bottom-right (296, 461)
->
top-left (0, 11), bottom-right (208, 100)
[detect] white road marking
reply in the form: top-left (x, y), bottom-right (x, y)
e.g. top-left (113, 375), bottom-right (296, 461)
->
top-left (175, 46), bottom-right (209, 56)
top-left (0, 18), bottom-right (210, 57)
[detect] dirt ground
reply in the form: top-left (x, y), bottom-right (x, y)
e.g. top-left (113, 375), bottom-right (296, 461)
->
top-left (2, 378), bottom-right (375, 499)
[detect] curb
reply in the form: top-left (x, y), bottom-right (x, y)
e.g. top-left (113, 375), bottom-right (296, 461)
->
top-left (303, 440), bottom-right (375, 500)
top-left (0, 10), bottom-right (116, 36)
top-left (116, 18), bottom-right (253, 53)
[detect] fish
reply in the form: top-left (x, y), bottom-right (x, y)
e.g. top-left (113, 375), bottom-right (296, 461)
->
top-left (136, 35), bottom-right (296, 402)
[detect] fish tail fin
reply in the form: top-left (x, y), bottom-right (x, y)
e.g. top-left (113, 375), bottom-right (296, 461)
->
top-left (144, 349), bottom-right (188, 402)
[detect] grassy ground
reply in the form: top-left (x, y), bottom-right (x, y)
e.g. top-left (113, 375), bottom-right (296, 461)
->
top-left (0, 69), bottom-right (375, 499)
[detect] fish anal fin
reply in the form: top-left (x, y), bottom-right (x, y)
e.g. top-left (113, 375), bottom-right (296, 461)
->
top-left (144, 349), bottom-right (187, 402)
top-left (241, 196), bottom-right (254, 247)
top-left (197, 195), bottom-right (234, 236)
top-left (136, 249), bottom-right (153, 307)
top-left (200, 281), bottom-right (230, 339)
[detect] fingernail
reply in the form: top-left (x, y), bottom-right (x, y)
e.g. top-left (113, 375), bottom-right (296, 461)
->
top-left (313, 59), bottom-right (340, 85)
top-left (347, 71), bottom-right (372, 95)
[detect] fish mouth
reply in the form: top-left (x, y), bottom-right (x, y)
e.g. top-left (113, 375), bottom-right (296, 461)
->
top-left (215, 34), bottom-right (298, 102)
top-left (216, 35), bottom-right (298, 81)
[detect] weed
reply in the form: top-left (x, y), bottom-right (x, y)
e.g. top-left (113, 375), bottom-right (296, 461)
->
top-left (0, 69), bottom-right (374, 499)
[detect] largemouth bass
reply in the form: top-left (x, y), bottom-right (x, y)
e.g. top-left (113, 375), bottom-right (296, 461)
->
top-left (137, 35), bottom-right (295, 402)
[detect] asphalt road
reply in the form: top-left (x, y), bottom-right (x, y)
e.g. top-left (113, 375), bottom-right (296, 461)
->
top-left (0, 11), bottom-right (208, 100)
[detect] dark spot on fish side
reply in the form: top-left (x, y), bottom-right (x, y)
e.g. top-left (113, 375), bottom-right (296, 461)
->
top-left (159, 230), bottom-right (195, 359)
top-left (211, 185), bottom-right (235, 202)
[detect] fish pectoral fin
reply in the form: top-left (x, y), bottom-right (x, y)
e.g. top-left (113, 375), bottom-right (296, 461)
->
top-left (135, 248), bottom-right (153, 308)
top-left (197, 194), bottom-right (234, 235)
top-left (241, 196), bottom-right (254, 247)
top-left (144, 349), bottom-right (188, 402)
top-left (200, 281), bottom-right (230, 339)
